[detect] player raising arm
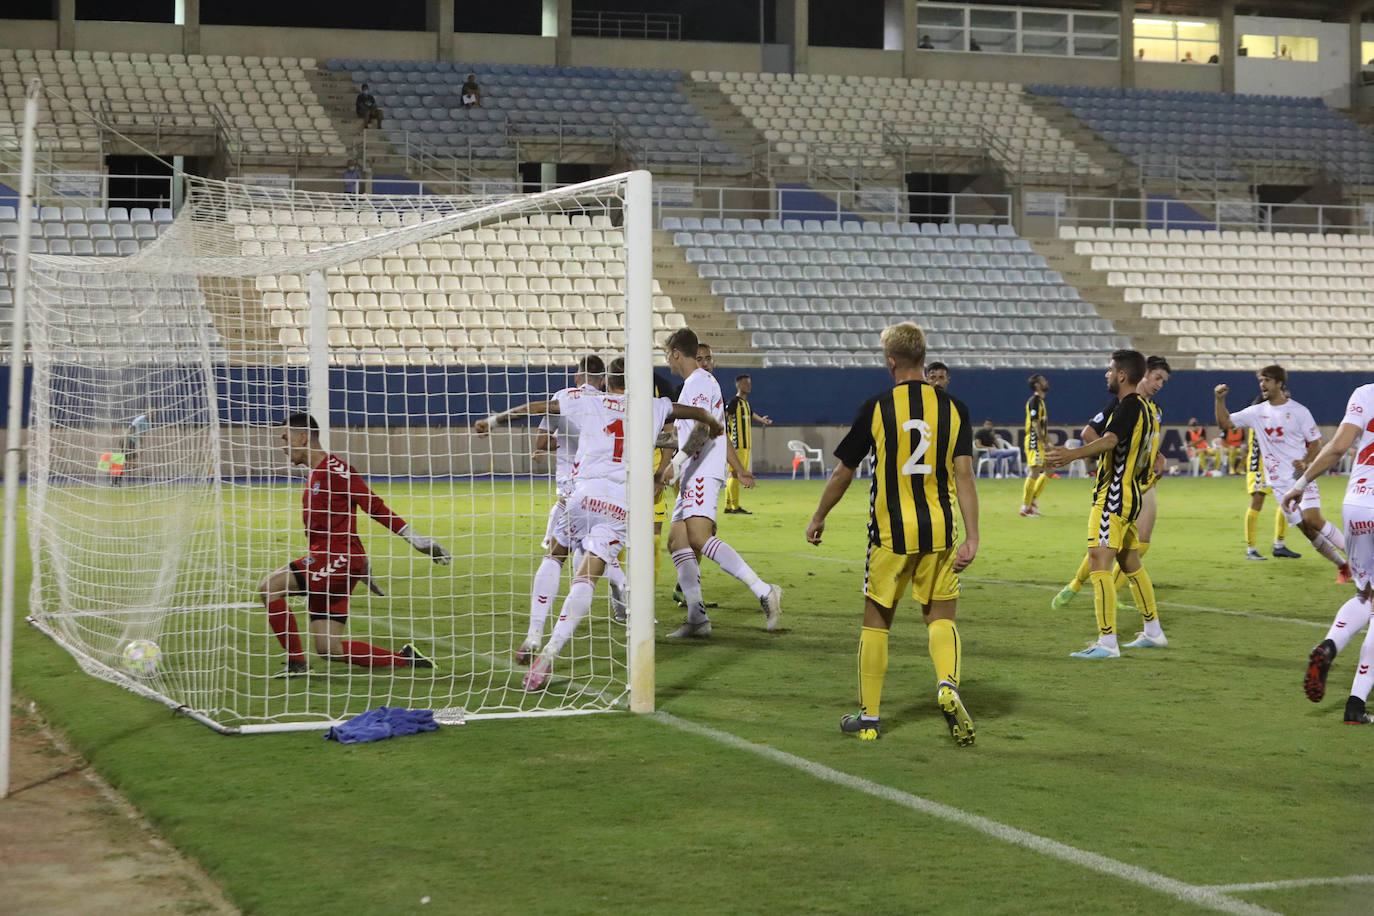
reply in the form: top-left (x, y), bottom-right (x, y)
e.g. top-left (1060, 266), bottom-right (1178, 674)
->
top-left (806, 322), bottom-right (979, 746)
top-left (260, 413), bottom-right (449, 677)
top-left (1281, 383), bottom-right (1374, 722)
top-left (1216, 365), bottom-right (1349, 580)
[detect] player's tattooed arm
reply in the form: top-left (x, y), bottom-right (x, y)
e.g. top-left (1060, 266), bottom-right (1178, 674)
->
top-left (475, 399), bottom-right (558, 435)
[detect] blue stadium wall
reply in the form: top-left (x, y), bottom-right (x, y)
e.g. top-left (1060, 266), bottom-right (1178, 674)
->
top-left (2, 366), bottom-right (1366, 430)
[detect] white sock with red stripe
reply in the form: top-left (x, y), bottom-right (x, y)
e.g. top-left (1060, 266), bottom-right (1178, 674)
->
top-left (671, 548), bottom-right (708, 623)
top-left (1308, 530), bottom-right (1345, 567)
top-left (701, 536), bottom-right (770, 599)
top-left (547, 577), bottom-right (594, 656)
top-left (1325, 595), bottom-right (1372, 654)
top-left (605, 557), bottom-right (626, 591)
top-left (1349, 623), bottom-right (1374, 702)
top-left (528, 555), bottom-right (565, 640)
top-left (1322, 521), bottom-right (1347, 554)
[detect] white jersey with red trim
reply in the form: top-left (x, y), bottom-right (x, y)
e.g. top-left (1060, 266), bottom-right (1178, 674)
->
top-left (1228, 397), bottom-right (1320, 488)
top-left (556, 390), bottom-right (674, 489)
top-left (1340, 383), bottom-right (1374, 509)
top-left (675, 367), bottom-right (727, 481)
top-left (540, 383), bottom-right (600, 496)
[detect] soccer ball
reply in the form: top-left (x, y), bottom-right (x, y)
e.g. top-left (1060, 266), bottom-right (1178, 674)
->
top-left (121, 639), bottom-right (161, 677)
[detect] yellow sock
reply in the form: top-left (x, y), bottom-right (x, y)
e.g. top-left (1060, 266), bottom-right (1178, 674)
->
top-left (1069, 552), bottom-right (1092, 591)
top-left (927, 618), bottom-right (961, 687)
top-left (1031, 474), bottom-right (1049, 502)
top-left (724, 476), bottom-right (740, 511)
top-left (1125, 565), bottom-right (1159, 624)
top-left (1091, 569), bottom-right (1116, 637)
top-left (1275, 508), bottom-right (1288, 544)
top-left (1244, 508), bottom-right (1259, 548)
top-left (1021, 476), bottom-right (1035, 507)
top-left (858, 626), bottom-right (889, 719)
top-left (1114, 542), bottom-right (1150, 595)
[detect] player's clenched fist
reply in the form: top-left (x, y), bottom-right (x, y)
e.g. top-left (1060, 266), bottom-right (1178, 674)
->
top-left (1214, 384), bottom-right (1230, 398)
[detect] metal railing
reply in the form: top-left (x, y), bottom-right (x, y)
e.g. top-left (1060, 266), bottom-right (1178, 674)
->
top-left (0, 171), bottom-right (176, 210)
top-left (1050, 194), bottom-right (1372, 235)
top-left (653, 185), bottom-right (1014, 228)
top-left (570, 10), bottom-right (682, 40)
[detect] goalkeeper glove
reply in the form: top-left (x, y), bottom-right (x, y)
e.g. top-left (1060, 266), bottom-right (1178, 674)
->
top-left (399, 525), bottom-right (451, 565)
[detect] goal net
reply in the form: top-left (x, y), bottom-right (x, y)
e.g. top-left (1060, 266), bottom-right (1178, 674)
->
top-left (20, 170), bottom-right (660, 733)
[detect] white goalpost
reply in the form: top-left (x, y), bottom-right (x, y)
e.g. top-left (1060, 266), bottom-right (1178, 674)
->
top-left (8, 166), bottom-right (659, 735)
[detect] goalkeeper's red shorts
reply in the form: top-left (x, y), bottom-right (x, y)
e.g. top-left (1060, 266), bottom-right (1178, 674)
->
top-left (290, 552), bottom-right (367, 621)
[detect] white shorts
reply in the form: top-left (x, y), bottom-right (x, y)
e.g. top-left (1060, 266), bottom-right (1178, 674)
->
top-left (1344, 502), bottom-right (1374, 592)
top-left (541, 495), bottom-right (572, 551)
top-left (1275, 478), bottom-right (1321, 525)
top-left (566, 484), bottom-right (627, 565)
top-left (672, 474), bottom-right (723, 523)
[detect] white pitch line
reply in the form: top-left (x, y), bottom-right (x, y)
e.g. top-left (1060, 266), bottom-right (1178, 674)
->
top-left (1206, 874), bottom-right (1374, 893)
top-left (966, 575), bottom-right (1326, 629)
top-left (653, 711), bottom-right (1277, 916)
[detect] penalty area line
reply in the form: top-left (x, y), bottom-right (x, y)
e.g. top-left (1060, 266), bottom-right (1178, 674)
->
top-left (1205, 874), bottom-right (1374, 893)
top-left (652, 711), bottom-right (1277, 916)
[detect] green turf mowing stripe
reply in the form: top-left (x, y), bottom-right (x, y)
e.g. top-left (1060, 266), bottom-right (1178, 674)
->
top-left (654, 711), bottom-right (1279, 916)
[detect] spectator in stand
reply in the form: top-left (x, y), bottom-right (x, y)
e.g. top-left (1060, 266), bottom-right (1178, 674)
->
top-left (356, 84), bottom-right (383, 130)
top-left (1278, 44), bottom-right (1293, 60)
top-left (342, 160), bottom-right (362, 195)
top-left (918, 35), bottom-right (935, 50)
top-left (1181, 51), bottom-right (1196, 63)
top-left (461, 74), bottom-right (483, 109)
top-left (1136, 47), bottom-right (1146, 60)
top-left (969, 38), bottom-right (982, 52)
top-left (975, 419), bottom-right (1020, 478)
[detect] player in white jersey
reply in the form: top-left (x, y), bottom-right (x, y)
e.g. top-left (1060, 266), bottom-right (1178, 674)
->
top-left (1215, 364), bottom-right (1349, 581)
top-left (523, 356), bottom-right (610, 661)
top-left (661, 328), bottom-right (783, 638)
top-left (476, 358), bottom-right (722, 689)
top-left (1282, 382), bottom-right (1374, 722)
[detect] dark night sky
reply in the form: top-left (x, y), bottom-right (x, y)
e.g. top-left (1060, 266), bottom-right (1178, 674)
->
top-left (7, 0), bottom-right (886, 48)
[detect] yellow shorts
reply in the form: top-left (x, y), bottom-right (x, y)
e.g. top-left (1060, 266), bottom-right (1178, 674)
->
top-left (1246, 471), bottom-right (1271, 496)
top-left (864, 542), bottom-right (960, 608)
top-left (1087, 505), bottom-right (1141, 550)
top-left (1024, 445), bottom-right (1043, 467)
top-left (654, 492), bottom-right (667, 524)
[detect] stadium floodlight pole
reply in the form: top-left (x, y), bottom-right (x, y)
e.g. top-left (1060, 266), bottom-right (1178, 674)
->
top-left (623, 169), bottom-right (655, 714)
top-left (0, 79), bottom-right (41, 798)
top-left (307, 270), bottom-right (331, 452)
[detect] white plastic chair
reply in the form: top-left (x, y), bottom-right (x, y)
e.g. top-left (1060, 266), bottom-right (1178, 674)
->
top-left (788, 439), bottom-right (825, 479)
top-left (1062, 438), bottom-right (1088, 479)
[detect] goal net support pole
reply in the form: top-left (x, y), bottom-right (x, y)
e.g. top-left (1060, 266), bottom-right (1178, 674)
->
top-left (1, 80), bottom-right (41, 797)
top-left (624, 170), bottom-right (654, 715)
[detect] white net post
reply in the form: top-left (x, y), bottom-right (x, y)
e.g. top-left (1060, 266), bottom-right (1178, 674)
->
top-left (623, 170), bottom-right (655, 715)
top-left (22, 172), bottom-right (659, 732)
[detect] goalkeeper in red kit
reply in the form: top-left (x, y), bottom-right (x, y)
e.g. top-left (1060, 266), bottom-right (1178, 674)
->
top-left (259, 413), bottom-right (450, 677)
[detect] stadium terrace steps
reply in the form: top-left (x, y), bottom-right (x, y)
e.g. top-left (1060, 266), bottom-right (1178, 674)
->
top-left (1032, 238), bottom-right (1176, 365)
top-left (1020, 95), bottom-right (1134, 189)
top-left (678, 80), bottom-right (768, 169)
top-left (652, 229), bottom-right (756, 361)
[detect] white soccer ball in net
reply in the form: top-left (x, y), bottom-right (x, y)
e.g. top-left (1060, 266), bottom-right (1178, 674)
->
top-left (121, 639), bottom-right (162, 678)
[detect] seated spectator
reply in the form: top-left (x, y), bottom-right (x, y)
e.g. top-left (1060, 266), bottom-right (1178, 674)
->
top-left (1186, 417), bottom-right (1221, 474)
top-left (1136, 47), bottom-right (1146, 60)
top-left (461, 73), bottom-right (482, 109)
top-left (1208, 53), bottom-right (1220, 63)
top-left (1181, 51), bottom-right (1196, 63)
top-left (356, 83), bottom-right (383, 130)
top-left (342, 160), bottom-right (362, 194)
top-left (969, 38), bottom-right (982, 52)
top-left (974, 419), bottom-right (1021, 478)
top-left (1278, 44), bottom-right (1292, 60)
top-left (1223, 426), bottom-right (1245, 475)
top-left (918, 35), bottom-right (935, 50)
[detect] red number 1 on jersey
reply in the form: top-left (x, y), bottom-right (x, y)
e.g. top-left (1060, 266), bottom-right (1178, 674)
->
top-left (606, 419), bottom-right (624, 462)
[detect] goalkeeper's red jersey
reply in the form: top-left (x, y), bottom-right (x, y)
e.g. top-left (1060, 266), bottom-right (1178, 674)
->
top-left (303, 454), bottom-right (408, 558)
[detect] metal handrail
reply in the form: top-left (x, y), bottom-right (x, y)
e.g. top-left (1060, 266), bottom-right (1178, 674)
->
top-left (570, 9), bottom-right (682, 40)
top-left (1050, 194), bottom-right (1372, 235)
top-left (653, 185), bottom-right (1014, 227)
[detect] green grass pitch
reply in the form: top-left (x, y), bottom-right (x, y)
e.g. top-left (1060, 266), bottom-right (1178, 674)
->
top-left (13, 475), bottom-right (1374, 914)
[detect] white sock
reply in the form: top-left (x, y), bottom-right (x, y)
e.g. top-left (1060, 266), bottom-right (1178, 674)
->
top-left (1325, 595), bottom-right (1373, 654)
top-left (1308, 531), bottom-right (1345, 568)
top-left (1322, 521), bottom-right (1347, 553)
top-left (671, 548), bottom-right (708, 623)
top-left (701, 535), bottom-right (769, 599)
top-left (1350, 623), bottom-right (1374, 702)
top-left (528, 555), bottom-right (565, 640)
top-left (605, 558), bottom-right (626, 592)
top-left (1099, 633), bottom-right (1119, 651)
top-left (1143, 618), bottom-right (1164, 639)
top-left (547, 578), bottom-right (594, 656)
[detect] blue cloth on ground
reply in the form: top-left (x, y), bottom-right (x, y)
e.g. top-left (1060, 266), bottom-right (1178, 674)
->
top-left (324, 706), bottom-right (438, 744)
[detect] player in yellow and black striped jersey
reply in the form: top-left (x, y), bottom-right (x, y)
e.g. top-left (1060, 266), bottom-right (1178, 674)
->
top-left (1241, 396), bottom-right (1295, 560)
top-left (806, 322), bottom-right (979, 747)
top-left (1046, 349), bottom-right (1167, 659)
top-left (723, 374), bottom-right (772, 514)
top-left (1020, 375), bottom-right (1051, 517)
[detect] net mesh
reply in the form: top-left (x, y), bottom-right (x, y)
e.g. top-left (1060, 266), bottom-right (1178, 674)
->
top-left (22, 171), bottom-right (658, 730)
